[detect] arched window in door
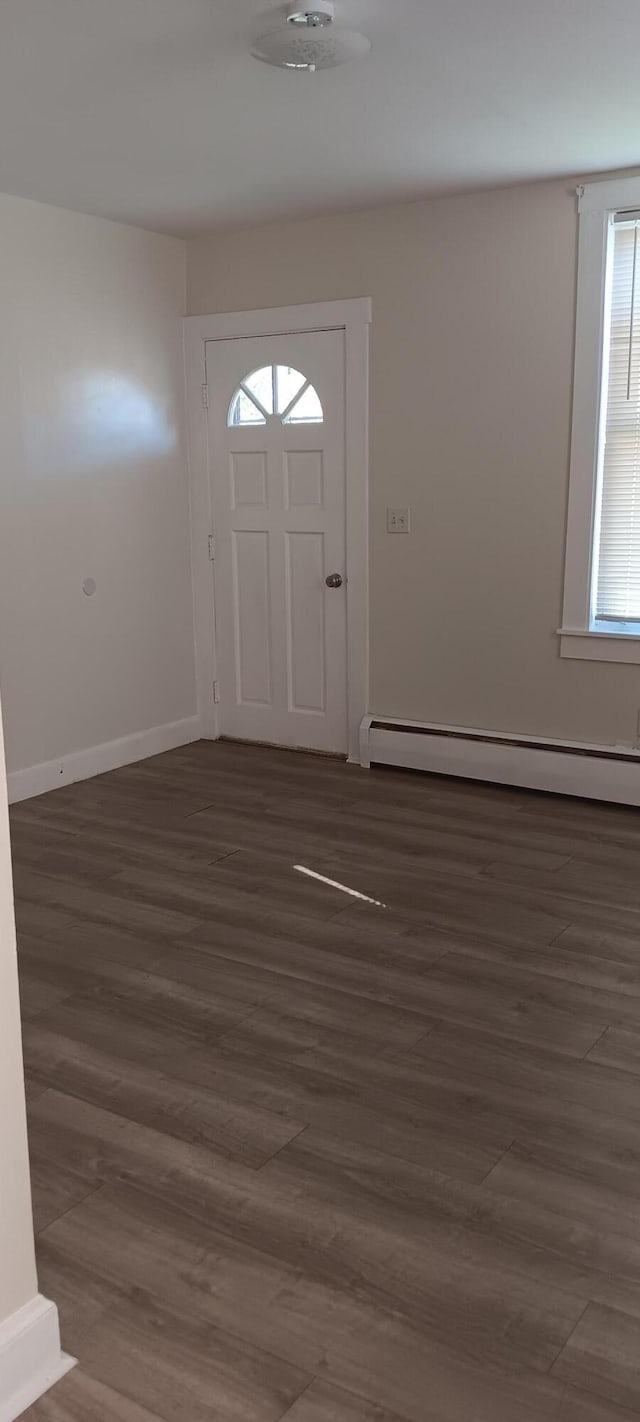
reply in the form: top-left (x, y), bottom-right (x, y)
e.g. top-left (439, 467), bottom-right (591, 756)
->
top-left (228, 365), bottom-right (323, 427)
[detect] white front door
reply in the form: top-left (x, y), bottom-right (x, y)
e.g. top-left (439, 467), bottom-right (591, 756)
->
top-left (207, 329), bottom-right (347, 754)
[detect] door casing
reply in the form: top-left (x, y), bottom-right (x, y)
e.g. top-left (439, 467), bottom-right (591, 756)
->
top-left (184, 298), bottom-right (371, 763)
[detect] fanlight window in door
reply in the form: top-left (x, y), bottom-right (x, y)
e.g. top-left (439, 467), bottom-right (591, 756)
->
top-left (228, 366), bottom-right (323, 427)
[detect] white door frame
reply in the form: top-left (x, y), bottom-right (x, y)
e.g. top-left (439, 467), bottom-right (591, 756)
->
top-left (184, 298), bottom-right (371, 764)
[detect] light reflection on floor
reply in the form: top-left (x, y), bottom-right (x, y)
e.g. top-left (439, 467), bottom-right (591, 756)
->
top-left (294, 864), bottom-right (386, 908)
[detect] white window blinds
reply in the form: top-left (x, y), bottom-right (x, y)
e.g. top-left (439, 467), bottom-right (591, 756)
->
top-left (595, 219), bottom-right (640, 623)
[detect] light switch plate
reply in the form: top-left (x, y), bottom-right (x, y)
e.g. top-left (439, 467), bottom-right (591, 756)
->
top-left (387, 507), bottom-right (411, 533)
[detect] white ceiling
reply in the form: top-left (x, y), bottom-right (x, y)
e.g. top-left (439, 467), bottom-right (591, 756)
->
top-left (1, 0), bottom-right (639, 236)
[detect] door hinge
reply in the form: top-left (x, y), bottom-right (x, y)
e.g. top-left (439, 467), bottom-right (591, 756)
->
top-left (201, 382), bottom-right (209, 409)
top-left (213, 680), bottom-right (220, 704)
top-left (208, 535), bottom-right (215, 561)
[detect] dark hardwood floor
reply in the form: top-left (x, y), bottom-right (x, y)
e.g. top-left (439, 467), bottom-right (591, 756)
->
top-left (12, 739), bottom-right (640, 1420)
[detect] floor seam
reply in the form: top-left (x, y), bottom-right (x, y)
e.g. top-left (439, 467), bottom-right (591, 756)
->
top-left (255, 1122), bottom-right (311, 1173)
top-left (275, 1377), bottom-right (316, 1420)
top-left (477, 1138), bottom-right (518, 1187)
top-left (581, 1024), bottom-right (610, 1060)
top-left (546, 1297), bottom-right (591, 1376)
top-left (36, 1181), bottom-right (106, 1239)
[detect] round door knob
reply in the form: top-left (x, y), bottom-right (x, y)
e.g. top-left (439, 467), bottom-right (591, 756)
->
top-left (325, 573), bottom-right (343, 588)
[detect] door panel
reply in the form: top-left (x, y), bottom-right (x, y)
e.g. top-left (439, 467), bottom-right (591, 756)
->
top-left (207, 330), bottom-right (347, 754)
top-left (285, 450), bottom-right (324, 509)
top-left (286, 531), bottom-right (326, 713)
top-left (230, 452), bottom-right (267, 509)
top-left (232, 530), bottom-right (272, 706)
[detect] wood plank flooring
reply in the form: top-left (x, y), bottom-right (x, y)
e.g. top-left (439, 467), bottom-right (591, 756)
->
top-left (12, 740), bottom-right (640, 1420)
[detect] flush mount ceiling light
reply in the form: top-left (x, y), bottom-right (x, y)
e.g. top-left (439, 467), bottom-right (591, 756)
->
top-left (287, 2), bottom-right (334, 22)
top-left (252, 2), bottom-right (370, 72)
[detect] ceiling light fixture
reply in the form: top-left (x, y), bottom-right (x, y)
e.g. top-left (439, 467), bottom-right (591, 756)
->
top-left (287, 2), bottom-right (334, 24)
top-left (252, 2), bottom-right (370, 73)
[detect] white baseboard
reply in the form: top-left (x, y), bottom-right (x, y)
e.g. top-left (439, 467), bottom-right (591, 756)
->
top-left (0, 1295), bottom-right (74, 1422)
top-left (361, 714), bottom-right (640, 806)
top-left (7, 715), bottom-right (202, 805)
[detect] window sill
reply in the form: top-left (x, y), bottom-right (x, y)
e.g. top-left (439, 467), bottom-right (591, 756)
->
top-left (558, 629), bottom-right (640, 664)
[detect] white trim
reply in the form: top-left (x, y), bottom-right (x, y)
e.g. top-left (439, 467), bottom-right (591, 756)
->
top-left (7, 715), bottom-right (201, 804)
top-left (359, 712), bottom-right (373, 770)
top-left (184, 324), bottom-right (219, 743)
top-left (0, 1295), bottom-right (74, 1422)
top-left (562, 175), bottom-right (640, 658)
top-left (579, 176), bottom-right (640, 214)
top-left (184, 299), bottom-right (371, 764)
top-left (559, 628), bottom-right (640, 662)
top-left (561, 204), bottom-right (609, 632)
top-left (361, 714), bottom-right (640, 806)
top-left (186, 298), bottom-right (371, 343)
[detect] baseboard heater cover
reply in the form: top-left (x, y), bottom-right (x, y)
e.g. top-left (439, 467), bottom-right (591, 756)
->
top-left (359, 715), bottom-right (640, 805)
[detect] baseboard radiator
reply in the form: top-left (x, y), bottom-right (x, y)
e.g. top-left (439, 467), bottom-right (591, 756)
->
top-left (359, 715), bottom-right (640, 806)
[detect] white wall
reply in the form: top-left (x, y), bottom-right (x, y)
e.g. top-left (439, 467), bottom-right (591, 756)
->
top-left (188, 179), bottom-right (640, 749)
top-left (0, 193), bottom-right (196, 782)
top-left (0, 693), bottom-right (37, 1321)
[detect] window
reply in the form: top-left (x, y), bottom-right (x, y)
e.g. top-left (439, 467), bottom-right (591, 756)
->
top-left (594, 220), bottom-right (640, 627)
top-left (561, 176), bottom-right (640, 663)
top-left (228, 365), bottom-right (323, 427)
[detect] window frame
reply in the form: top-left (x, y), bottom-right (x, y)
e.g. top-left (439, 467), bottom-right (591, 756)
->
top-left (227, 364), bottom-right (324, 428)
top-left (560, 175), bottom-right (640, 664)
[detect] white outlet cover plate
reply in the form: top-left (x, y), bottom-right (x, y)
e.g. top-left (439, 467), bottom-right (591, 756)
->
top-left (387, 507), bottom-right (410, 533)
